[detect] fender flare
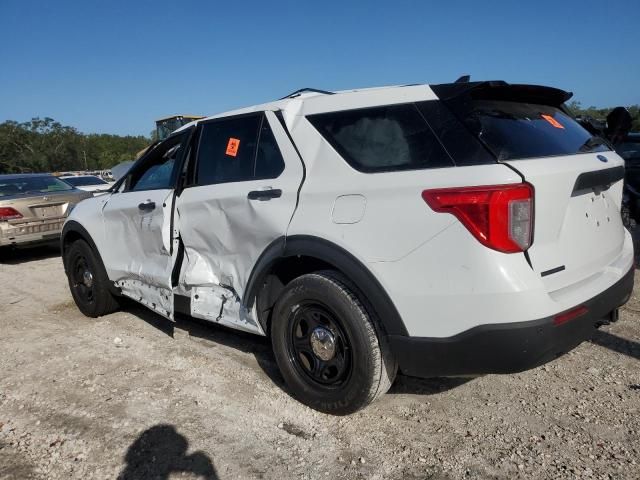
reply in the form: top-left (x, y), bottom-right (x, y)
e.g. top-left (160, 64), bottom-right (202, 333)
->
top-left (243, 235), bottom-right (409, 336)
top-left (61, 220), bottom-right (101, 258)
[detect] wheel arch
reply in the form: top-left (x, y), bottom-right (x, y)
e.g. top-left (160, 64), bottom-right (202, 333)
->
top-left (61, 221), bottom-right (118, 295)
top-left (243, 235), bottom-right (409, 337)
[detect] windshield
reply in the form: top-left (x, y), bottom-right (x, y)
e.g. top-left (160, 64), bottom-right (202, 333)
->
top-left (63, 176), bottom-right (108, 186)
top-left (456, 100), bottom-right (609, 160)
top-left (0, 176), bottom-right (74, 197)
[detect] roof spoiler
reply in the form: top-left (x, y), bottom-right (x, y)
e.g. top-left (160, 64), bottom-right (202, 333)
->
top-left (431, 81), bottom-right (573, 107)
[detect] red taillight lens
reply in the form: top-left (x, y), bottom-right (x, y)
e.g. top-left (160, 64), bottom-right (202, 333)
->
top-left (0, 207), bottom-right (22, 221)
top-left (422, 183), bottom-right (534, 253)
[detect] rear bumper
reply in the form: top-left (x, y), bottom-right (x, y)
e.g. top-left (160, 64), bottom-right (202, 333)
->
top-left (0, 218), bottom-right (64, 247)
top-left (389, 266), bottom-right (634, 378)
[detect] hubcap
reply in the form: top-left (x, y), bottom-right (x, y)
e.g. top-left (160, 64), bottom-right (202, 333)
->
top-left (288, 304), bottom-right (351, 386)
top-left (310, 327), bottom-right (336, 361)
top-left (82, 270), bottom-right (94, 288)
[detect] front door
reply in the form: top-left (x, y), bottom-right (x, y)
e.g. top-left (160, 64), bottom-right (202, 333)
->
top-left (101, 132), bottom-right (189, 319)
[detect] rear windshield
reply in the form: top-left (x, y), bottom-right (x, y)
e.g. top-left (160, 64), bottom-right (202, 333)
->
top-left (307, 103), bottom-right (453, 172)
top-left (63, 176), bottom-right (107, 186)
top-left (0, 176), bottom-right (74, 197)
top-left (457, 100), bottom-right (609, 160)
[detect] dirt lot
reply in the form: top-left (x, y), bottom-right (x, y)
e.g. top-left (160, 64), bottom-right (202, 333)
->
top-left (0, 246), bottom-right (639, 480)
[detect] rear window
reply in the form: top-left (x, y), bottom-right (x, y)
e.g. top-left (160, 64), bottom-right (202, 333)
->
top-left (63, 176), bottom-right (107, 186)
top-left (307, 104), bottom-right (453, 173)
top-left (0, 176), bottom-right (73, 197)
top-left (456, 100), bottom-right (609, 160)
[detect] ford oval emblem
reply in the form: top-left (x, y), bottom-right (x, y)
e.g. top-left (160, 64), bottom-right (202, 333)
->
top-left (597, 155), bottom-right (608, 163)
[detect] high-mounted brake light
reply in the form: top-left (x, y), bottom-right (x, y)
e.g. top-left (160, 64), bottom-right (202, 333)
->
top-left (0, 207), bottom-right (22, 221)
top-left (422, 183), bottom-right (534, 253)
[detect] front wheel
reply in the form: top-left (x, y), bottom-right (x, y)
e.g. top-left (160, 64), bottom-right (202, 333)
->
top-left (271, 270), bottom-right (397, 415)
top-left (64, 239), bottom-right (120, 317)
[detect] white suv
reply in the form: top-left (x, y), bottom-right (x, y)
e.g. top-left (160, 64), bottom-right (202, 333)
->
top-left (62, 81), bottom-right (634, 414)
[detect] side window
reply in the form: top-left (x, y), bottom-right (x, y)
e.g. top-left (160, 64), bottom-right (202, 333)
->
top-left (307, 103), bottom-right (453, 172)
top-left (255, 117), bottom-right (285, 179)
top-left (130, 134), bottom-right (186, 191)
top-left (196, 115), bottom-right (261, 185)
top-left (195, 113), bottom-right (286, 186)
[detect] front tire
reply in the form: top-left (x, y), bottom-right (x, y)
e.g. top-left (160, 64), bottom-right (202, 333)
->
top-left (64, 239), bottom-right (119, 318)
top-left (271, 270), bottom-right (397, 415)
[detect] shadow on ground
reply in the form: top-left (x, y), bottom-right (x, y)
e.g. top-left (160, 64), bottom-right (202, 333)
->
top-left (0, 244), bottom-right (60, 264)
top-left (591, 329), bottom-right (640, 361)
top-left (124, 303), bottom-right (469, 398)
top-left (118, 424), bottom-right (218, 480)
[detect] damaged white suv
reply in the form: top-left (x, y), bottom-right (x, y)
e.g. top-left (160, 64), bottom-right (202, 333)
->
top-left (63, 81), bottom-right (634, 414)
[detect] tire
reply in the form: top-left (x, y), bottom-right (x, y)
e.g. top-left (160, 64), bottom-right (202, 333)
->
top-left (271, 270), bottom-right (397, 415)
top-left (64, 239), bottom-right (120, 318)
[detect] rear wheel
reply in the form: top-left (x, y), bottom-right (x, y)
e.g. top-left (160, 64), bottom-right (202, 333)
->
top-left (64, 240), bottom-right (119, 317)
top-left (271, 270), bottom-right (396, 415)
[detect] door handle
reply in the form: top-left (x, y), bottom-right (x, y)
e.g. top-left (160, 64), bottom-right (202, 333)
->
top-left (247, 189), bottom-right (282, 201)
top-left (138, 201), bottom-right (156, 211)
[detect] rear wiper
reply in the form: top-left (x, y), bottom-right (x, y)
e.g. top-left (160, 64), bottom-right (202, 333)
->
top-left (579, 136), bottom-right (610, 152)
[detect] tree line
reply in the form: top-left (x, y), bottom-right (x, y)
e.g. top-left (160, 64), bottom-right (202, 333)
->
top-left (0, 117), bottom-right (149, 174)
top-left (1, 105), bottom-right (639, 175)
top-left (567, 101), bottom-right (640, 131)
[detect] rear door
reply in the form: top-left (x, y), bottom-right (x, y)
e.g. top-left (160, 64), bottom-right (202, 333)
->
top-left (100, 132), bottom-right (189, 319)
top-left (175, 111), bottom-right (304, 333)
top-left (450, 96), bottom-right (627, 291)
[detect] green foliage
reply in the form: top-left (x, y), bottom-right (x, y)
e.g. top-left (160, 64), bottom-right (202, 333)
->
top-left (0, 117), bottom-right (150, 174)
top-left (566, 101), bottom-right (640, 131)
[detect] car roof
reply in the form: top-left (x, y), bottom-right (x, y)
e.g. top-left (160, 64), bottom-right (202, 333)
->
top-left (175, 80), bottom-right (572, 134)
top-left (0, 173), bottom-right (52, 180)
top-left (175, 83), bottom-right (440, 132)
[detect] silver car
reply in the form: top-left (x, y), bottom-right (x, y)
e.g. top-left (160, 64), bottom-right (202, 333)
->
top-left (0, 174), bottom-right (92, 247)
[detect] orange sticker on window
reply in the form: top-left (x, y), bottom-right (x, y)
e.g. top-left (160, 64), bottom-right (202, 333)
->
top-left (225, 138), bottom-right (240, 157)
top-left (541, 114), bottom-right (564, 129)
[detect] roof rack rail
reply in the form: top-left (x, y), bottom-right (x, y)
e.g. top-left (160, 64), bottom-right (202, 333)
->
top-left (280, 88), bottom-right (334, 99)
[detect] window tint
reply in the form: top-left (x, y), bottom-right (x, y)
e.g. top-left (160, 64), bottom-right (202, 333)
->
top-left (451, 100), bottom-right (609, 161)
top-left (307, 104), bottom-right (453, 173)
top-left (196, 114), bottom-right (285, 185)
top-left (63, 176), bottom-right (108, 187)
top-left (131, 135), bottom-right (185, 191)
top-left (196, 115), bottom-right (260, 185)
top-left (255, 119), bottom-right (285, 178)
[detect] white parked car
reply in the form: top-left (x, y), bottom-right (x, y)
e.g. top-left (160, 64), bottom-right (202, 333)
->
top-left (60, 175), bottom-right (114, 195)
top-left (62, 81), bottom-right (634, 414)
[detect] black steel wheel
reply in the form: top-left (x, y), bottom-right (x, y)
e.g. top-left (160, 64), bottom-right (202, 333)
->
top-left (287, 303), bottom-right (352, 387)
top-left (271, 270), bottom-right (397, 415)
top-left (64, 239), bottom-right (119, 318)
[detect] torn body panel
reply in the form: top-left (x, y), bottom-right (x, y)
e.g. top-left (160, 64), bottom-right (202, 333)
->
top-left (190, 285), bottom-right (264, 334)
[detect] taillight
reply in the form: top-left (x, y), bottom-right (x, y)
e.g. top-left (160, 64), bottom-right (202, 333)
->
top-left (422, 183), bottom-right (534, 253)
top-left (0, 207), bottom-right (22, 221)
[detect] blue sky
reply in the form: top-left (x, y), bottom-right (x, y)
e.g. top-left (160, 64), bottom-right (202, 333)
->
top-left (1, 0), bottom-right (638, 137)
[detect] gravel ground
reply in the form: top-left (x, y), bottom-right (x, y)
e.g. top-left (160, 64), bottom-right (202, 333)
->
top-left (0, 245), bottom-right (638, 479)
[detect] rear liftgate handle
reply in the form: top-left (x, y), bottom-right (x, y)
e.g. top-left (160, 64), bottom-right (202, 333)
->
top-left (247, 188), bottom-right (282, 201)
top-left (138, 200), bottom-right (156, 211)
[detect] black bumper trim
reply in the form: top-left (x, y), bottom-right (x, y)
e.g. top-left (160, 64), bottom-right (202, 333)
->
top-left (389, 266), bottom-right (634, 378)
